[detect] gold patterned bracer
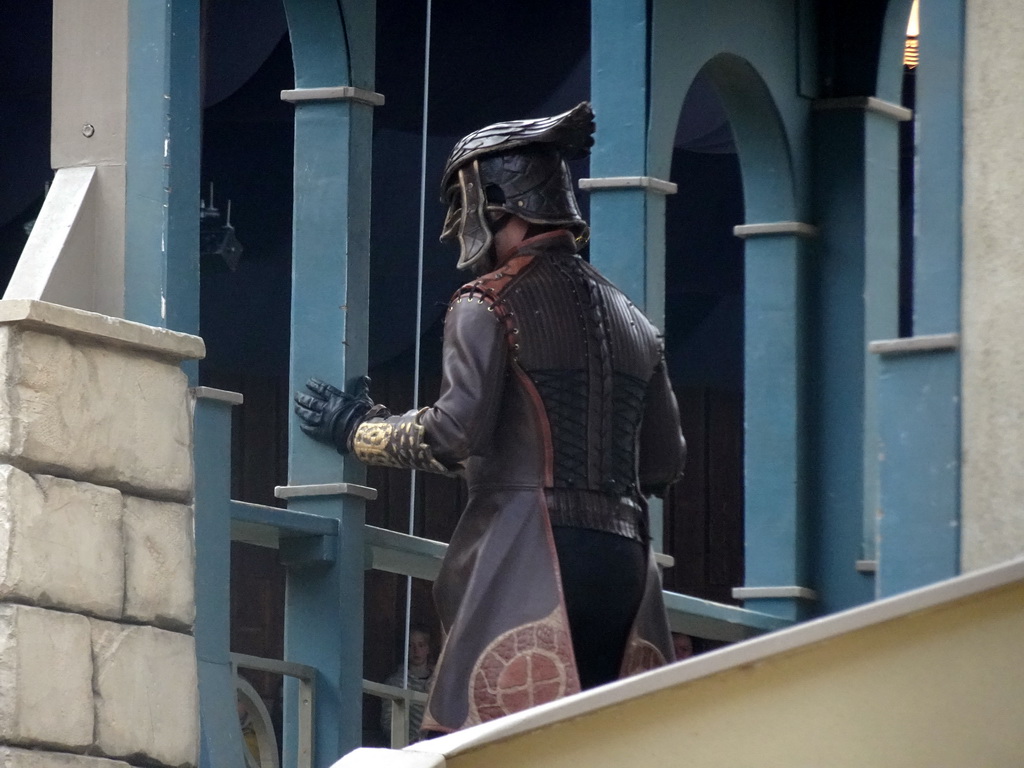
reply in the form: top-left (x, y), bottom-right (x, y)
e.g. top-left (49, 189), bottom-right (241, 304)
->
top-left (351, 409), bottom-right (453, 474)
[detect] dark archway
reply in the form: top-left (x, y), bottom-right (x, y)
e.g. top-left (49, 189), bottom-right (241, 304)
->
top-left (655, 49), bottom-right (809, 621)
top-left (661, 72), bottom-right (745, 605)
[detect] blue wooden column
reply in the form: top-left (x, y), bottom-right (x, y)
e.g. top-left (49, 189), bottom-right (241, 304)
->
top-left (873, 335), bottom-right (960, 596)
top-left (280, 1), bottom-right (378, 764)
top-left (731, 225), bottom-right (816, 621)
top-left (807, 97), bottom-right (909, 612)
top-left (193, 389), bottom-right (247, 768)
top-left (697, 54), bottom-right (812, 623)
top-left (874, 0), bottom-right (963, 598)
top-left (641, 0), bottom-right (816, 618)
top-left (588, 0), bottom-right (665, 326)
top-left (124, 0), bottom-right (201, 347)
top-left (587, 0), bottom-right (676, 550)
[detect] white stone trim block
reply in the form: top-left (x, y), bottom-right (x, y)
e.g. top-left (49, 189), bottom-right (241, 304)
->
top-left (732, 585), bottom-right (819, 601)
top-left (330, 748), bottom-right (446, 768)
top-left (0, 467), bottom-right (124, 618)
top-left (733, 221), bottom-right (819, 239)
top-left (577, 176), bottom-right (678, 195)
top-left (811, 95), bottom-right (914, 122)
top-left (0, 746), bottom-right (130, 768)
top-left (123, 496), bottom-right (195, 631)
top-left (0, 605), bottom-right (94, 750)
top-left (91, 621), bottom-right (198, 768)
top-left (280, 86), bottom-right (385, 107)
top-left (0, 301), bottom-right (204, 363)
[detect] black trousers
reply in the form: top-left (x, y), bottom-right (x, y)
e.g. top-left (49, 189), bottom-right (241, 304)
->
top-left (552, 526), bottom-right (646, 690)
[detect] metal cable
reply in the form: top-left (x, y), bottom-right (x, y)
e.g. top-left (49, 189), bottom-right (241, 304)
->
top-left (402, 0), bottom-right (433, 696)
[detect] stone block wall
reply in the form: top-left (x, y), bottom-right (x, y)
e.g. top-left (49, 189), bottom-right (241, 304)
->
top-left (0, 301), bottom-right (204, 768)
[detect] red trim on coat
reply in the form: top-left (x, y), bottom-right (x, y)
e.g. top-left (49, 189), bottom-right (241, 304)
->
top-left (511, 362), bottom-right (554, 488)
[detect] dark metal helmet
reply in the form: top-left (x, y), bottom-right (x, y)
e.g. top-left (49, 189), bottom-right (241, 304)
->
top-left (440, 102), bottom-right (595, 272)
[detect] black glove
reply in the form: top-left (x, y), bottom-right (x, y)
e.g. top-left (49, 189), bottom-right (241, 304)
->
top-left (294, 376), bottom-right (383, 454)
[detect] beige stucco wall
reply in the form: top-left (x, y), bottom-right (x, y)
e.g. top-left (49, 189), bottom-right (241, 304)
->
top-left (446, 580), bottom-right (1024, 768)
top-left (339, 563), bottom-right (1024, 768)
top-left (961, 0), bottom-right (1024, 571)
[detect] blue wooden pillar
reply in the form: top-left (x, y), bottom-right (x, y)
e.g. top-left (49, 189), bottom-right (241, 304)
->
top-left (731, 226), bottom-right (815, 621)
top-left (699, 54), bottom-right (812, 622)
top-left (874, 338), bottom-right (960, 595)
top-left (588, 0), bottom-right (666, 327)
top-left (124, 0), bottom-right (201, 349)
top-left (874, 0), bottom-right (963, 598)
top-left (588, 0), bottom-right (676, 550)
top-left (193, 389), bottom-right (247, 768)
top-left (640, 0), bottom-right (816, 618)
top-left (807, 98), bottom-right (908, 612)
top-left (280, 1), bottom-right (378, 763)
top-left (860, 105), bottom-right (906, 568)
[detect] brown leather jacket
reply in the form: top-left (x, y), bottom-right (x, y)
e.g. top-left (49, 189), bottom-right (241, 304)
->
top-left (353, 230), bottom-right (685, 732)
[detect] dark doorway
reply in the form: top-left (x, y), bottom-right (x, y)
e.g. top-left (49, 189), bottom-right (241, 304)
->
top-left (661, 73), bottom-right (745, 605)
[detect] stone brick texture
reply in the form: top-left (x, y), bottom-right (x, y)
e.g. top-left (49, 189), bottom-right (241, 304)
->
top-left (0, 468), bottom-right (195, 633)
top-left (0, 605), bottom-right (94, 751)
top-left (90, 621), bottom-right (198, 768)
top-left (0, 468), bottom-right (124, 618)
top-left (122, 496), bottom-right (195, 631)
top-left (0, 328), bottom-right (193, 502)
top-left (0, 316), bottom-right (200, 768)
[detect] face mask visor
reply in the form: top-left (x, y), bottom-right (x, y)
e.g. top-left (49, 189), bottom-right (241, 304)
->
top-left (439, 161), bottom-right (494, 273)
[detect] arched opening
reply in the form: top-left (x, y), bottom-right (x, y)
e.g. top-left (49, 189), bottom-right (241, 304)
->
top-left (661, 70), bottom-right (744, 607)
top-left (660, 52), bottom-right (805, 620)
top-left (697, 55), bottom-right (796, 222)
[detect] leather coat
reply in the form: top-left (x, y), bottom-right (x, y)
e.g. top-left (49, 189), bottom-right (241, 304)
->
top-left (353, 230), bottom-right (686, 732)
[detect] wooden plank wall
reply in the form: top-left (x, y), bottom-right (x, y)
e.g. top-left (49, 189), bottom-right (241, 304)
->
top-left (662, 386), bottom-right (744, 605)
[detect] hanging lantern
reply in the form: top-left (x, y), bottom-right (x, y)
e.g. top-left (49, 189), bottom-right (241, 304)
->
top-left (200, 183), bottom-right (244, 271)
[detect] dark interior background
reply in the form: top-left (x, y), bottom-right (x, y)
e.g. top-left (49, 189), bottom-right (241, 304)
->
top-left (2, 0), bottom-right (747, 747)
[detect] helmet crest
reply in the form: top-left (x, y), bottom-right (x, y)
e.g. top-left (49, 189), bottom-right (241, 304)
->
top-left (440, 102), bottom-right (595, 272)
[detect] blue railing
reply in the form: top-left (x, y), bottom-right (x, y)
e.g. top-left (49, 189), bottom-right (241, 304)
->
top-left (225, 501), bottom-right (789, 756)
top-left (194, 389), bottom-right (792, 767)
top-left (230, 497), bottom-right (788, 642)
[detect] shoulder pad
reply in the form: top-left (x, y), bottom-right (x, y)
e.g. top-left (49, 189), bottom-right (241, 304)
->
top-left (449, 253), bottom-right (535, 305)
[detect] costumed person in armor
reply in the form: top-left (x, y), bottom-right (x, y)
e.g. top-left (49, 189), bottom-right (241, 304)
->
top-left (295, 102), bottom-right (686, 735)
